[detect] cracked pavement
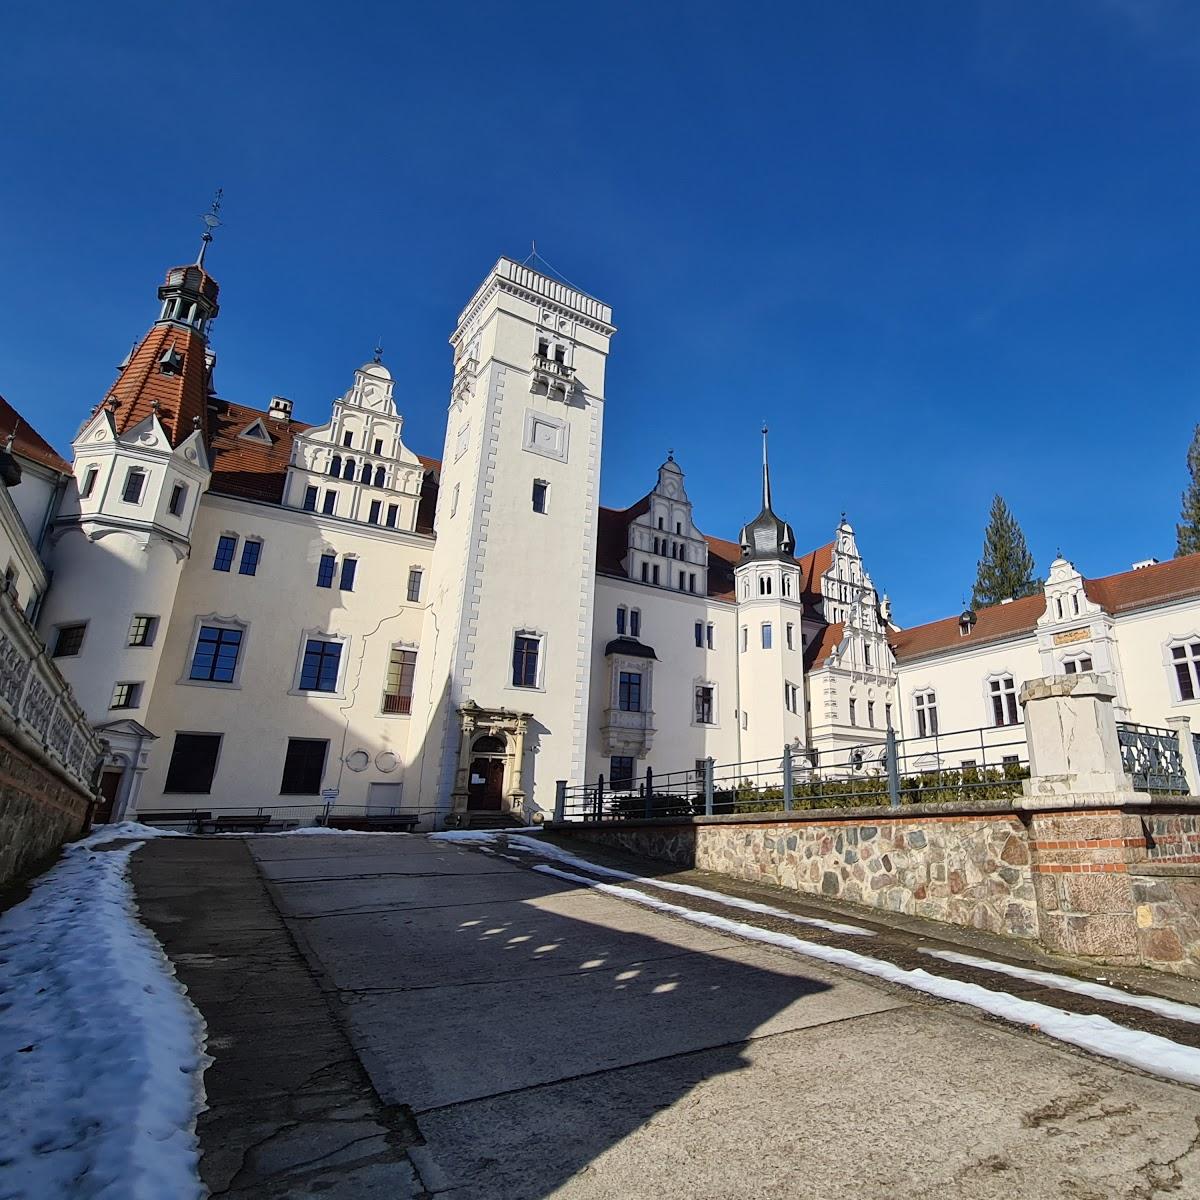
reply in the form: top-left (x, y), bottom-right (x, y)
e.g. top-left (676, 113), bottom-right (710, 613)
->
top-left (133, 833), bottom-right (1200, 1198)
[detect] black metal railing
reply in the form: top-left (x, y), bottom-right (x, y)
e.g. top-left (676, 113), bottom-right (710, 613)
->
top-left (1116, 722), bottom-right (1187, 794)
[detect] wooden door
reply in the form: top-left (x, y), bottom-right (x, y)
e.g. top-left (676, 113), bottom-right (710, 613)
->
top-left (467, 758), bottom-right (505, 810)
top-left (95, 770), bottom-right (122, 824)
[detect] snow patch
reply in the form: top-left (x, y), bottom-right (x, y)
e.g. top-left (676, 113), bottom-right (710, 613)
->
top-left (923, 948), bottom-right (1200, 1027)
top-left (74, 821), bottom-right (189, 847)
top-left (533, 863), bottom-right (1200, 1089)
top-left (0, 841), bottom-right (208, 1199)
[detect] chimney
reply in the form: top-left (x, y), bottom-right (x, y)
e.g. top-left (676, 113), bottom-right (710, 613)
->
top-left (268, 396), bottom-right (293, 422)
top-left (1132, 558), bottom-right (1159, 571)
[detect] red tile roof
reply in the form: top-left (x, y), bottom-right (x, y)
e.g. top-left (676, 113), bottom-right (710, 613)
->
top-left (0, 394), bottom-right (70, 474)
top-left (890, 553), bottom-right (1200, 662)
top-left (105, 323), bottom-right (211, 447)
top-left (805, 622), bottom-right (845, 670)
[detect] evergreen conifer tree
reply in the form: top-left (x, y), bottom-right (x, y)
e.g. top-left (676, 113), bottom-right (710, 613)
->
top-left (971, 495), bottom-right (1038, 608)
top-left (1176, 424), bottom-right (1200, 558)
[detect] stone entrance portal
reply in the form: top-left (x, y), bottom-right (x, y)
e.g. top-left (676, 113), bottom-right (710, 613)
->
top-left (450, 703), bottom-right (531, 824)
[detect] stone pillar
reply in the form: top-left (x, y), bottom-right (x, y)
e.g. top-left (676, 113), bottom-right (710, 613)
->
top-left (1166, 715), bottom-right (1200, 796)
top-left (1016, 673), bottom-right (1143, 810)
top-left (1018, 673), bottom-right (1147, 965)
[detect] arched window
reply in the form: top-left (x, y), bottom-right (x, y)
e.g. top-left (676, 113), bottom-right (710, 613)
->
top-left (782, 575), bottom-right (792, 597)
top-left (329, 455), bottom-right (341, 477)
top-left (473, 734), bottom-right (506, 754)
top-left (342, 458), bottom-right (355, 480)
top-left (374, 465), bottom-right (385, 487)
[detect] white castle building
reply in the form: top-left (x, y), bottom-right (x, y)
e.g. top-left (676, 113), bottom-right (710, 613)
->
top-left (4, 238), bottom-right (1200, 826)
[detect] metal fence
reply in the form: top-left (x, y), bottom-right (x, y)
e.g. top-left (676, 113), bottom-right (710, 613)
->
top-left (1116, 722), bottom-right (1187, 794)
top-left (555, 723), bottom-right (1032, 823)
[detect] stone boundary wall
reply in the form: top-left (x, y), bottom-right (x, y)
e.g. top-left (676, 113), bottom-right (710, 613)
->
top-left (553, 799), bottom-right (1200, 978)
top-left (0, 732), bottom-right (92, 889)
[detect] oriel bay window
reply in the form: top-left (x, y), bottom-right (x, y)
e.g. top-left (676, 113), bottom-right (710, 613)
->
top-left (382, 648), bottom-right (417, 714)
top-left (512, 633), bottom-right (541, 688)
top-left (618, 670), bottom-right (642, 712)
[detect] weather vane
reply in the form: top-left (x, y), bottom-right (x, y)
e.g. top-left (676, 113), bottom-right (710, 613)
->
top-left (197, 188), bottom-right (223, 266)
top-left (374, 337), bottom-right (384, 364)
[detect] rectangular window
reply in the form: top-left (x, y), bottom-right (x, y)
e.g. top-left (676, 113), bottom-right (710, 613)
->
top-left (990, 676), bottom-right (1019, 726)
top-left (303, 485), bottom-right (318, 512)
top-left (189, 625), bottom-right (243, 683)
top-left (694, 684), bottom-right (715, 725)
top-left (689, 573), bottom-right (696, 593)
top-left (406, 568), bottom-right (422, 603)
top-left (343, 431), bottom-right (354, 448)
top-left (53, 623), bottom-right (86, 657)
top-left (322, 491), bottom-right (337, 516)
top-left (741, 626), bottom-right (748, 653)
top-left (128, 615), bottom-right (156, 647)
top-left (864, 644), bottom-right (872, 670)
top-left (368, 499), bottom-right (381, 524)
top-left (616, 607), bottom-right (627, 636)
top-left (706, 624), bottom-right (714, 649)
top-left (340, 558), bottom-right (357, 591)
top-left (885, 703), bottom-right (892, 728)
top-left (168, 482), bottom-right (186, 516)
top-left (849, 699), bottom-right (857, 726)
top-left (915, 691), bottom-right (938, 738)
top-left (786, 623), bottom-right (794, 651)
top-left (1064, 656), bottom-right (1094, 675)
top-left (238, 540), bottom-right (261, 576)
top-left (299, 638), bottom-right (343, 692)
top-left (630, 609), bottom-right (641, 638)
top-left (512, 634), bottom-right (540, 688)
top-left (382, 648), bottom-right (417, 714)
top-left (652, 564), bottom-right (660, 585)
top-left (610, 755), bottom-right (635, 789)
top-left (618, 671), bottom-right (642, 712)
top-left (79, 466), bottom-right (99, 499)
top-left (316, 553), bottom-right (336, 588)
top-left (761, 623), bottom-right (772, 650)
top-left (374, 438), bottom-right (384, 455)
top-left (641, 562), bottom-right (648, 582)
top-left (110, 681), bottom-right (141, 709)
top-left (213, 535), bottom-right (237, 572)
top-left (694, 621), bottom-right (703, 648)
top-left (784, 682), bottom-right (798, 713)
top-left (280, 738), bottom-right (329, 795)
top-left (867, 700), bottom-right (875, 727)
top-left (164, 733), bottom-right (221, 794)
top-left (385, 503), bottom-right (398, 528)
top-left (532, 480), bottom-right (548, 514)
top-left (122, 468), bottom-right (146, 505)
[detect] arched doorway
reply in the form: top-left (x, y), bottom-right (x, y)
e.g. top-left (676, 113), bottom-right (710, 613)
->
top-left (467, 734), bottom-right (507, 811)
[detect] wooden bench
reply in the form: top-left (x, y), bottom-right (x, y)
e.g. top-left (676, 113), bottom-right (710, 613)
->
top-left (136, 810), bottom-right (212, 831)
top-left (197, 814), bottom-right (274, 834)
top-left (323, 813), bottom-right (420, 832)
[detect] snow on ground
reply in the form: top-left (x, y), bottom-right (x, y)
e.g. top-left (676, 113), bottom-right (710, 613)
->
top-left (923, 948), bottom-right (1200, 1026)
top-left (0, 831), bottom-right (207, 1200)
top-left (432, 829), bottom-right (874, 936)
top-left (531, 861), bottom-right (1200, 1088)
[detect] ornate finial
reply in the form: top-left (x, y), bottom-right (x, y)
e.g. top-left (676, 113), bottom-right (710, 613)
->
top-left (196, 188), bottom-right (223, 267)
top-left (150, 398), bottom-right (161, 413)
top-left (1056, 546), bottom-right (1063, 560)
top-left (192, 415), bottom-right (201, 429)
top-left (667, 447), bottom-right (674, 462)
top-left (373, 338), bottom-right (383, 364)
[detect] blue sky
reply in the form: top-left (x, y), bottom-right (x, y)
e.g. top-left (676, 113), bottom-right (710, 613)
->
top-left (2, 1), bottom-right (1198, 625)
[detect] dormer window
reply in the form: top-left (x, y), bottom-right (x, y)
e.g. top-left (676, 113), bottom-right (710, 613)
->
top-left (159, 347), bottom-right (183, 375)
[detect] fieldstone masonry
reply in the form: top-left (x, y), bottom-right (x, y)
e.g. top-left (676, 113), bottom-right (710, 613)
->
top-left (555, 674), bottom-right (1200, 979)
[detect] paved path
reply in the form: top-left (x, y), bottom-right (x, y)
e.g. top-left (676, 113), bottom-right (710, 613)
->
top-left (136, 832), bottom-right (1200, 1198)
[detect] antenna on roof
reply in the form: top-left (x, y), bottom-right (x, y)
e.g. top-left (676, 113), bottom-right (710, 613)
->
top-left (373, 338), bottom-right (384, 364)
top-left (519, 241), bottom-right (581, 290)
top-left (197, 188), bottom-right (223, 267)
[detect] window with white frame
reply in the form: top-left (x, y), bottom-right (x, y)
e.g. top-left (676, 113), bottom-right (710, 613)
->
top-left (407, 567), bottom-right (423, 603)
top-left (1170, 640), bottom-right (1200, 701)
top-left (1063, 654), bottom-right (1094, 675)
top-left (706, 623), bottom-right (714, 649)
top-left (630, 609), bottom-right (641, 638)
top-left (122, 468), bottom-right (147, 505)
top-left (617, 606), bottom-right (627, 636)
top-left (168, 482), bottom-right (186, 516)
top-left (914, 690), bottom-right (938, 737)
top-left (189, 623), bottom-right (245, 684)
top-left (741, 626), bottom-right (748, 652)
top-left (512, 633), bottom-right (541, 688)
top-left (532, 479), bottom-right (549, 514)
top-left (694, 684), bottom-right (715, 725)
top-left (761, 622), bottom-right (772, 650)
top-left (989, 675), bottom-right (1019, 726)
top-left (694, 621), bottom-right (703, 648)
top-left (298, 637), bottom-right (344, 693)
top-left (79, 466), bottom-right (99, 499)
top-left (849, 698), bottom-right (857, 726)
top-left (786, 623), bottom-right (794, 650)
top-left (784, 681), bottom-right (799, 713)
top-left (382, 647), bottom-right (417, 714)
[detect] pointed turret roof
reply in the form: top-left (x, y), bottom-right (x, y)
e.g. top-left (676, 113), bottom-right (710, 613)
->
top-left (738, 425), bottom-right (795, 562)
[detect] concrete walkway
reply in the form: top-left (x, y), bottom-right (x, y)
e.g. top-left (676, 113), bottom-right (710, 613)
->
top-left (135, 832), bottom-right (1200, 1199)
